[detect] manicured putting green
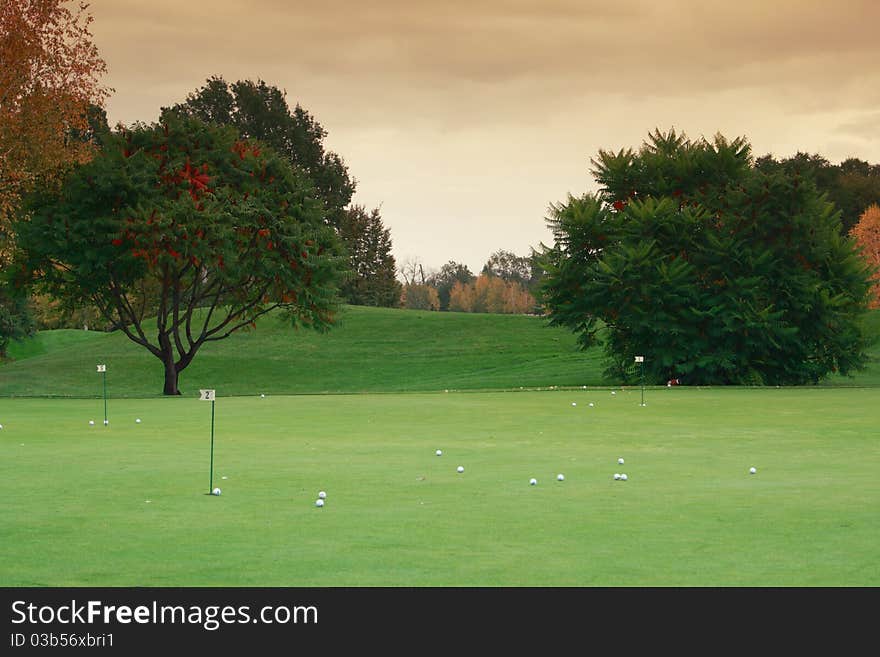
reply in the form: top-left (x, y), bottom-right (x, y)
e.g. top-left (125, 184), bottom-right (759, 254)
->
top-left (1, 387), bottom-right (877, 586)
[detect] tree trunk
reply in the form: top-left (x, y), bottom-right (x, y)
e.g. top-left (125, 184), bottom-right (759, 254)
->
top-left (162, 353), bottom-right (181, 396)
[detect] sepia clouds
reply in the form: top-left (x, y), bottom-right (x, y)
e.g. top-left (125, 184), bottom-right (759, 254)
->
top-left (89, 0), bottom-right (880, 272)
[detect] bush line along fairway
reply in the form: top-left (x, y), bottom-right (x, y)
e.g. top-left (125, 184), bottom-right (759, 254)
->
top-left (0, 387), bottom-right (877, 586)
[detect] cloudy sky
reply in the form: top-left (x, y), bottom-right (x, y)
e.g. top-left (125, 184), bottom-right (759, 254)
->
top-left (88, 0), bottom-right (880, 275)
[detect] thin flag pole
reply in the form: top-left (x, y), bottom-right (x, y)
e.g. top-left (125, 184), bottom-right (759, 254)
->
top-left (209, 398), bottom-right (215, 493)
top-left (103, 369), bottom-right (108, 426)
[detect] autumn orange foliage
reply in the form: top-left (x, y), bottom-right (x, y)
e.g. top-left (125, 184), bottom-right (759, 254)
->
top-left (401, 283), bottom-right (440, 311)
top-left (849, 203), bottom-right (880, 309)
top-left (448, 275), bottom-right (535, 314)
top-left (0, 0), bottom-right (109, 225)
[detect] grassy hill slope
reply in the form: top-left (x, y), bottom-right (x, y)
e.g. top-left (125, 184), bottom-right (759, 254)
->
top-left (0, 306), bottom-right (605, 397)
top-left (2, 306), bottom-right (877, 398)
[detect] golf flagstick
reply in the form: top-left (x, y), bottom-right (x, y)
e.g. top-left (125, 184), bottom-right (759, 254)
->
top-left (200, 389), bottom-right (216, 494)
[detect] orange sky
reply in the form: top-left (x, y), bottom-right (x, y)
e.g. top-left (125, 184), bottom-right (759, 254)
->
top-left (88, 0), bottom-right (880, 274)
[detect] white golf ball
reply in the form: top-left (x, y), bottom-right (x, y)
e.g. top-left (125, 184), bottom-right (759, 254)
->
top-left (618, 458), bottom-right (625, 465)
top-left (135, 418), bottom-right (141, 424)
top-left (212, 487), bottom-right (221, 496)
top-left (572, 402), bottom-right (577, 406)
top-left (89, 420), bottom-right (95, 426)
top-left (589, 402), bottom-right (594, 407)
top-left (457, 466), bottom-right (464, 473)
top-left (749, 467), bottom-right (757, 475)
top-left (436, 449), bottom-right (442, 456)
top-left (261, 394), bottom-right (265, 398)
top-left (315, 499), bottom-right (324, 507)
top-left (318, 491), bottom-right (327, 499)
top-left (557, 474), bottom-right (565, 481)
top-left (0, 424), bottom-right (3, 429)
top-left (529, 478), bottom-right (537, 486)
top-left (611, 391), bottom-right (616, 395)
top-left (620, 474), bottom-right (628, 481)
top-left (613, 473), bottom-right (621, 480)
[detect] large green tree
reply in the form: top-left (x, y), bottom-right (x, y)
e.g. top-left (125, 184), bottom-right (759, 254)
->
top-left (162, 76), bottom-right (355, 229)
top-left (540, 129), bottom-right (873, 386)
top-left (14, 116), bottom-right (346, 395)
top-left (338, 204), bottom-right (401, 307)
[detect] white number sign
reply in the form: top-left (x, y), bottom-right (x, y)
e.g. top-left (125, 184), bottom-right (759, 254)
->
top-left (199, 389), bottom-right (216, 401)
top-left (96, 364), bottom-right (106, 372)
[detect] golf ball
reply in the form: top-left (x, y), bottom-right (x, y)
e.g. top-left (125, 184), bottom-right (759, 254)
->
top-left (457, 466), bottom-right (464, 473)
top-left (618, 458), bottom-right (625, 465)
top-left (572, 402), bottom-right (577, 406)
top-left (135, 418), bottom-right (141, 424)
top-left (318, 491), bottom-right (327, 499)
top-left (212, 487), bottom-right (221, 496)
top-left (557, 474), bottom-right (565, 481)
top-left (436, 449), bottom-right (442, 456)
top-left (0, 424), bottom-right (3, 429)
top-left (613, 473), bottom-right (621, 480)
top-left (260, 394), bottom-right (265, 398)
top-left (529, 478), bottom-right (537, 485)
top-left (89, 420), bottom-right (95, 426)
top-left (750, 467), bottom-right (757, 474)
top-left (611, 391), bottom-right (616, 395)
top-left (620, 474), bottom-right (628, 481)
top-left (315, 499), bottom-right (324, 507)
top-left (589, 403), bottom-right (594, 407)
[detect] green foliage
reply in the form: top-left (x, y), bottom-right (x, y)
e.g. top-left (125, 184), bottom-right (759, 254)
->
top-left (0, 282), bottom-right (34, 359)
top-left (337, 205), bottom-right (401, 307)
top-left (540, 129), bottom-right (874, 385)
top-left (162, 76), bottom-right (355, 229)
top-left (755, 152), bottom-right (880, 235)
top-left (481, 249), bottom-right (533, 286)
top-left (15, 115), bottom-right (346, 394)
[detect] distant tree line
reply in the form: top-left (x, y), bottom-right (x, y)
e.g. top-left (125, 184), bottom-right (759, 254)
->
top-left (754, 152), bottom-right (880, 235)
top-left (395, 250), bottom-right (544, 314)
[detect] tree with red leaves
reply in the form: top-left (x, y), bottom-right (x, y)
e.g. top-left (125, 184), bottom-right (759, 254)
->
top-left (849, 204), bottom-right (880, 309)
top-left (15, 116), bottom-right (346, 395)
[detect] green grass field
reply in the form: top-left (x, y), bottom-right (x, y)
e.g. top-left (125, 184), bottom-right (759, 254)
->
top-left (2, 306), bottom-right (878, 586)
top-left (1, 387), bottom-right (877, 586)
